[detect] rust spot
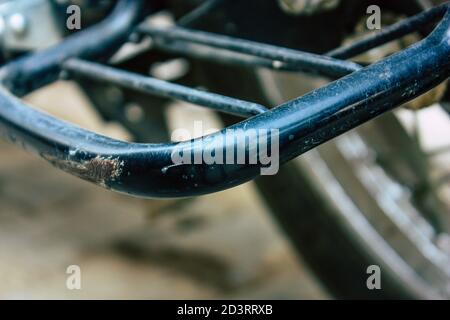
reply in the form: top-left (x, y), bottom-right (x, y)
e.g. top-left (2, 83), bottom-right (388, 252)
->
top-left (42, 154), bottom-right (124, 187)
top-left (84, 156), bottom-right (123, 183)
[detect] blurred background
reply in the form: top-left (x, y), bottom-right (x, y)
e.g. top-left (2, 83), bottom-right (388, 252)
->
top-left (0, 82), bottom-right (327, 299)
top-left (0, 0), bottom-right (449, 300)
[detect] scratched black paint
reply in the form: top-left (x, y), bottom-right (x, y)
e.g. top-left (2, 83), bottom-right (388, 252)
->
top-left (0, 0), bottom-right (449, 198)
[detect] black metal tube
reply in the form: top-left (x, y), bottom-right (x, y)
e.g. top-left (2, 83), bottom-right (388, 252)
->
top-left (151, 39), bottom-right (298, 72)
top-left (0, 2), bottom-right (449, 198)
top-left (177, 0), bottom-right (226, 27)
top-left (63, 58), bottom-right (268, 117)
top-left (327, 3), bottom-right (447, 59)
top-left (0, 0), bottom-right (146, 96)
top-left (138, 25), bottom-right (363, 78)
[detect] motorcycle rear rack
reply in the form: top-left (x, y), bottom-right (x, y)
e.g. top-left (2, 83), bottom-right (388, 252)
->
top-left (0, 0), bottom-right (449, 198)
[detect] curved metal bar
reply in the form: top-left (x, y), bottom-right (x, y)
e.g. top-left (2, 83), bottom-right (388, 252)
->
top-left (0, 0), bottom-right (146, 96)
top-left (0, 4), bottom-right (449, 198)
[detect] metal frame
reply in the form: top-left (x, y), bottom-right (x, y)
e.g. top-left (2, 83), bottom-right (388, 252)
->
top-left (0, 0), bottom-right (449, 198)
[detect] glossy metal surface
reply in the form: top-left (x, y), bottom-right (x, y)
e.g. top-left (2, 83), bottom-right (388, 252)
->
top-left (0, 1), bottom-right (449, 198)
top-left (63, 58), bottom-right (268, 117)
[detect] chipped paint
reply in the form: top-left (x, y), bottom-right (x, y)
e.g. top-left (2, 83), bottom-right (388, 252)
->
top-left (43, 154), bottom-right (124, 187)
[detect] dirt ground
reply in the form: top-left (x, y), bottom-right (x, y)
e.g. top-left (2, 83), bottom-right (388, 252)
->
top-left (0, 82), bottom-right (327, 299)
